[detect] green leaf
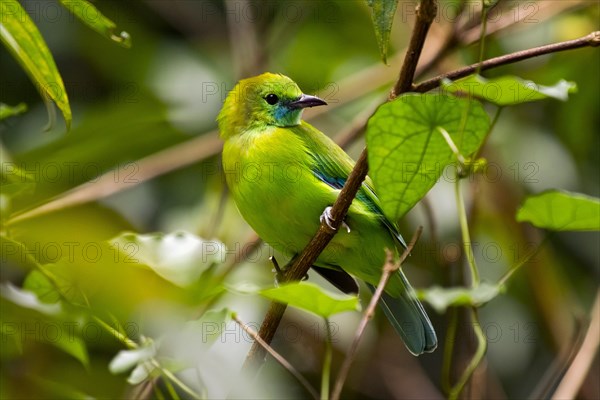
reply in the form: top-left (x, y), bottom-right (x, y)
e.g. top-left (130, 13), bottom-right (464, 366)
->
top-left (0, 282), bottom-right (61, 315)
top-left (23, 270), bottom-right (61, 303)
top-left (442, 75), bottom-right (577, 106)
top-left (0, 102), bottom-right (27, 120)
top-left (367, 93), bottom-right (490, 220)
top-left (260, 282), bottom-right (361, 318)
top-left (51, 333), bottom-right (90, 368)
top-left (0, 283), bottom-right (89, 366)
top-left (417, 282), bottom-right (502, 313)
top-left (57, 0), bottom-right (131, 48)
top-left (22, 262), bottom-right (88, 307)
top-left (516, 190), bottom-right (600, 231)
top-left (0, 0), bottom-right (72, 129)
top-left (109, 231), bottom-right (226, 287)
top-left (366, 0), bottom-right (398, 63)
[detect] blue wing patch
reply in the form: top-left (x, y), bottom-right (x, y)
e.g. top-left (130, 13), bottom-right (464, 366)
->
top-left (313, 169), bottom-right (345, 190)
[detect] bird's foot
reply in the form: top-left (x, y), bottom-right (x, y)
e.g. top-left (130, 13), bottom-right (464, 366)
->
top-left (270, 256), bottom-right (285, 286)
top-left (271, 256), bottom-right (309, 286)
top-left (320, 206), bottom-right (351, 233)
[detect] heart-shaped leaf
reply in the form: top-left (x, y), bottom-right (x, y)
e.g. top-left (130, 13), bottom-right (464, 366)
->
top-left (367, 93), bottom-right (490, 221)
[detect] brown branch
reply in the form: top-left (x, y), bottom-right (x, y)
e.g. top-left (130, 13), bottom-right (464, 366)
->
top-left (414, 31), bottom-right (600, 93)
top-left (330, 227), bottom-right (423, 400)
top-left (392, 0), bottom-right (438, 96)
top-left (241, 0), bottom-right (439, 379)
top-left (242, 151), bottom-right (370, 372)
top-left (232, 314), bottom-right (319, 400)
top-left (6, 132), bottom-right (223, 225)
top-left (552, 289), bottom-right (600, 399)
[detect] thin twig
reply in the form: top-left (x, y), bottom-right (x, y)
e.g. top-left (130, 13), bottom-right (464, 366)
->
top-left (7, 132), bottom-right (223, 225)
top-left (330, 227), bottom-right (423, 400)
top-left (225, 0), bottom-right (263, 78)
top-left (552, 290), bottom-right (600, 399)
top-left (321, 319), bottom-right (333, 400)
top-left (448, 308), bottom-right (487, 400)
top-left (414, 31), bottom-right (600, 93)
top-left (232, 314), bottom-right (319, 400)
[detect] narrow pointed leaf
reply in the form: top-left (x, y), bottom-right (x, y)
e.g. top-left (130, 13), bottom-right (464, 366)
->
top-left (367, 93), bottom-right (490, 221)
top-left (366, 0), bottom-right (398, 63)
top-left (0, 0), bottom-right (71, 128)
top-left (58, 0), bottom-right (131, 48)
top-left (442, 75), bottom-right (577, 106)
top-left (516, 190), bottom-right (600, 231)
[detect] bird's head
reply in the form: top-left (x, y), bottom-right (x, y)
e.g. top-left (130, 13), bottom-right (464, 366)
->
top-left (218, 73), bottom-right (327, 139)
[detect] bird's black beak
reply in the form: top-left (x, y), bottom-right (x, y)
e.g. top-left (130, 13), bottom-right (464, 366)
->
top-left (288, 94), bottom-right (328, 109)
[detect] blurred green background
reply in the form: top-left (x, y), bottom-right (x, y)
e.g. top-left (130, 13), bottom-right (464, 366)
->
top-left (1, 1), bottom-right (599, 399)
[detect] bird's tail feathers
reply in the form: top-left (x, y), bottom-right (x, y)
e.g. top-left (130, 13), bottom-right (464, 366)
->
top-left (368, 271), bottom-right (437, 355)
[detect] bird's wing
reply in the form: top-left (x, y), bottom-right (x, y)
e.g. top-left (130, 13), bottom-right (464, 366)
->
top-left (295, 122), bottom-right (407, 249)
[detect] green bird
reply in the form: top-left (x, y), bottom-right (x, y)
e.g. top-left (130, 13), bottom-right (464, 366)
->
top-left (218, 73), bottom-right (437, 355)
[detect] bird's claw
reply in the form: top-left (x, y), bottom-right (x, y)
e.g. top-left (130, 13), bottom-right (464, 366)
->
top-left (320, 206), bottom-right (351, 233)
top-left (271, 256), bottom-right (309, 286)
top-left (270, 256), bottom-right (285, 286)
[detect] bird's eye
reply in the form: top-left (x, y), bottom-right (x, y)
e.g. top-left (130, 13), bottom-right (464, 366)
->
top-left (264, 94), bottom-right (279, 105)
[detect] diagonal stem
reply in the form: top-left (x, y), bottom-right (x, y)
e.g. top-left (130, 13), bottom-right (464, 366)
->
top-left (414, 31), bottom-right (600, 93)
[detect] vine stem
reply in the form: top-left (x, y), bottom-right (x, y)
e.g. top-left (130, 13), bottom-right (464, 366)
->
top-left (448, 308), bottom-right (487, 400)
top-left (330, 227), bottom-right (423, 400)
top-left (232, 314), bottom-right (319, 400)
top-left (454, 177), bottom-right (480, 287)
top-left (321, 319), bottom-right (333, 400)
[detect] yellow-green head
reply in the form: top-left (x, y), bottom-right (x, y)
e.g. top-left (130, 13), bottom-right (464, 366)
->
top-left (217, 72), bottom-right (327, 139)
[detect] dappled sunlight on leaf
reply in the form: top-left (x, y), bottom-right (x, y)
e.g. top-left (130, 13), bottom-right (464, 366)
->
top-left (260, 281), bottom-right (361, 318)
